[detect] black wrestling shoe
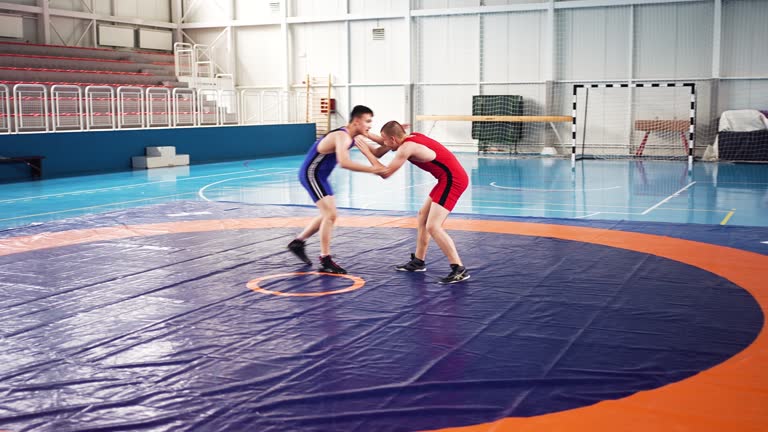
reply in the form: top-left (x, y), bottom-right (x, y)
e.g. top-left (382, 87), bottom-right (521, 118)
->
top-left (319, 255), bottom-right (347, 274)
top-left (395, 254), bottom-right (427, 272)
top-left (287, 239), bottom-right (312, 265)
top-left (438, 264), bottom-right (470, 284)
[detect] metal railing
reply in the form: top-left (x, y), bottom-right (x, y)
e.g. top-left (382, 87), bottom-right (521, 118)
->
top-left (219, 89), bottom-right (238, 125)
top-left (0, 84), bottom-right (305, 134)
top-left (240, 89), bottom-right (305, 125)
top-left (197, 88), bottom-right (219, 126)
top-left (85, 86), bottom-right (115, 130)
top-left (51, 85), bottom-right (84, 131)
top-left (14, 84), bottom-right (48, 133)
top-left (173, 88), bottom-right (196, 127)
top-left (0, 84), bottom-right (8, 134)
top-left (174, 42), bottom-right (194, 78)
top-left (147, 88), bottom-right (171, 128)
top-left (117, 86), bottom-right (144, 129)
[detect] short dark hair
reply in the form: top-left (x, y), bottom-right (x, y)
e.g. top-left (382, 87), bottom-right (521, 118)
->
top-left (350, 105), bottom-right (373, 120)
top-left (381, 120), bottom-right (406, 138)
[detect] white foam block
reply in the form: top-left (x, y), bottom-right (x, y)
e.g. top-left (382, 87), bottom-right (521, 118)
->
top-left (146, 146), bottom-right (176, 158)
top-left (173, 154), bottom-right (190, 166)
top-left (132, 155), bottom-right (174, 169)
top-left (146, 165), bottom-right (191, 179)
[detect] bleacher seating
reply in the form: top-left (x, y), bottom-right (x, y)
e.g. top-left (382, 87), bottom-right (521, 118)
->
top-left (0, 41), bottom-right (213, 134)
top-left (0, 41), bottom-right (251, 134)
top-left (0, 41), bottom-right (174, 63)
top-left (0, 41), bottom-right (181, 88)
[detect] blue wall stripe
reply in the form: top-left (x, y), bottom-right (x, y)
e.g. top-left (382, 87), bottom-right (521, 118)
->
top-left (0, 123), bottom-right (316, 181)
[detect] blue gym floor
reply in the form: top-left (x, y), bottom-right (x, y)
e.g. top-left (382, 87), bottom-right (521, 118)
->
top-left (0, 153), bottom-right (767, 230)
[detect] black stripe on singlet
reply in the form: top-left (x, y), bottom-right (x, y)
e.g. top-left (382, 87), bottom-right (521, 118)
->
top-left (430, 160), bottom-right (453, 206)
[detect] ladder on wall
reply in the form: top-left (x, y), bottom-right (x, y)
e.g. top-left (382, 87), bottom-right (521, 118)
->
top-left (305, 74), bottom-right (333, 137)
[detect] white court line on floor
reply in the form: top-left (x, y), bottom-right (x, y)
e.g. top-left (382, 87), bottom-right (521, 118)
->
top-left (641, 182), bottom-right (697, 215)
top-left (167, 211), bottom-right (212, 217)
top-left (490, 182), bottom-right (621, 192)
top-left (0, 168), bottom-right (292, 204)
top-left (198, 171), bottom-right (295, 202)
top-left (0, 192), bottom-right (199, 223)
top-left (219, 180), bottom-right (290, 190)
top-left (575, 212), bottom-right (602, 219)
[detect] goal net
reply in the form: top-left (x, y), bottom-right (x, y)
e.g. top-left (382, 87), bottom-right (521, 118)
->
top-left (574, 83), bottom-right (695, 165)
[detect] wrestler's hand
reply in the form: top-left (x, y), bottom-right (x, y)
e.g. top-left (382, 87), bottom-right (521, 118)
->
top-left (354, 138), bottom-right (369, 150)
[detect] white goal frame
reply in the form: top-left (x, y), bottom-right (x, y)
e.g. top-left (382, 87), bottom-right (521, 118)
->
top-left (572, 82), bottom-right (696, 170)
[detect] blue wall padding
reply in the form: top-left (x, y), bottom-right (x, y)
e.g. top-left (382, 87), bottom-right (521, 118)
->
top-left (0, 123), bottom-right (316, 181)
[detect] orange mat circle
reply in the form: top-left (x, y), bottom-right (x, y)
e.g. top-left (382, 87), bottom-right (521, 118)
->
top-left (247, 271), bottom-right (365, 297)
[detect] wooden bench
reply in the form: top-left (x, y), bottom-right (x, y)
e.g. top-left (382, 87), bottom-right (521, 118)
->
top-left (0, 155), bottom-right (45, 179)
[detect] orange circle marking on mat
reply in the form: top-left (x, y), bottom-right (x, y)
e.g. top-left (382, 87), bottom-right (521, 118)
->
top-left (1, 216), bottom-right (766, 432)
top-left (247, 272), bottom-right (365, 297)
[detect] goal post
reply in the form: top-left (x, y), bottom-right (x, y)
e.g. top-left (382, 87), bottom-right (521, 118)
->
top-left (572, 82), bottom-right (696, 170)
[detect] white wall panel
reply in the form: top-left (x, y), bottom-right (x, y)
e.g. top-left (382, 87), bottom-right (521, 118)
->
top-left (139, 28), bottom-right (173, 51)
top-left (417, 15), bottom-right (479, 83)
top-left (484, 0), bottom-right (547, 4)
top-left (94, 0), bottom-right (111, 15)
top-left (719, 80), bottom-right (768, 112)
top-left (350, 19), bottom-right (407, 83)
top-left (556, 7), bottom-right (630, 81)
top-left (290, 0), bottom-right (345, 17)
top-left (416, 0), bottom-right (480, 9)
top-left (236, 26), bottom-right (283, 86)
top-left (98, 24), bottom-right (135, 48)
top-left (634, 2), bottom-right (713, 79)
top-left (351, 86), bottom-right (406, 132)
top-left (291, 22), bottom-right (346, 84)
top-left (482, 11), bottom-right (547, 83)
top-left (0, 14), bottom-right (24, 39)
top-left (183, 0), bottom-right (231, 23)
top-left (126, 0), bottom-right (171, 22)
top-left (349, 0), bottom-right (408, 15)
top-left (721, 0), bottom-right (768, 78)
top-left (236, 0), bottom-right (282, 20)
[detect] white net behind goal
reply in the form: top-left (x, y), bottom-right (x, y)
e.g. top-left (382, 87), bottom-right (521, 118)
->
top-left (575, 83), bottom-right (694, 161)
